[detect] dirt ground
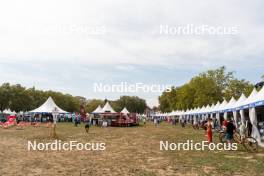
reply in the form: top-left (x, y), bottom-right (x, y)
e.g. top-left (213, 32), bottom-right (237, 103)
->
top-left (0, 122), bottom-right (264, 176)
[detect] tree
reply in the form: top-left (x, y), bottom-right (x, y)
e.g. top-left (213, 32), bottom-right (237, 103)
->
top-left (85, 99), bottom-right (104, 113)
top-left (9, 84), bottom-right (33, 112)
top-left (189, 75), bottom-right (223, 107)
top-left (202, 66), bottom-right (234, 91)
top-left (158, 66), bottom-right (255, 112)
top-left (0, 83), bottom-right (12, 112)
top-left (113, 96), bottom-right (147, 113)
top-left (159, 91), bottom-right (173, 112)
top-left (175, 84), bottom-right (195, 110)
top-left (224, 79), bottom-right (254, 100)
top-left (0, 83), bottom-right (84, 113)
top-left (158, 87), bottom-right (179, 112)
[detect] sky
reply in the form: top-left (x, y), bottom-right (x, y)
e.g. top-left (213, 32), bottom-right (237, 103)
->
top-left (0, 0), bottom-right (263, 107)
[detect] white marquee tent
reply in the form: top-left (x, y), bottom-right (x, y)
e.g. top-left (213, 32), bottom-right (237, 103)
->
top-left (102, 102), bottom-right (116, 113)
top-left (121, 107), bottom-right (130, 114)
top-left (252, 86), bottom-right (264, 107)
top-left (92, 105), bottom-right (103, 113)
top-left (3, 109), bottom-right (13, 114)
top-left (240, 88), bottom-right (258, 109)
top-left (30, 97), bottom-right (68, 113)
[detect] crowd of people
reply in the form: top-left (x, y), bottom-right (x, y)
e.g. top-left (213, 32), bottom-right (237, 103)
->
top-left (149, 115), bottom-right (255, 146)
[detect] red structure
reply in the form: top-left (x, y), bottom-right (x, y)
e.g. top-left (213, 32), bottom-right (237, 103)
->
top-left (95, 112), bottom-right (139, 127)
top-left (92, 102), bottom-right (139, 127)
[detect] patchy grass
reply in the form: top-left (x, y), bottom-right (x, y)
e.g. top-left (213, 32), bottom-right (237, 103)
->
top-left (0, 122), bottom-right (263, 176)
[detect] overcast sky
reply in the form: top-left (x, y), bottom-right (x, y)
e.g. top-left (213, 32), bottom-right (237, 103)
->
top-left (0, 0), bottom-right (263, 107)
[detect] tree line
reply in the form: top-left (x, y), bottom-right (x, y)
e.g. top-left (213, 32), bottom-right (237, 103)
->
top-left (159, 66), bottom-right (258, 112)
top-left (0, 83), bottom-right (82, 112)
top-left (0, 83), bottom-right (147, 113)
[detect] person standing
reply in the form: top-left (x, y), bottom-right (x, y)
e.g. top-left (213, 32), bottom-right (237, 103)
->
top-left (74, 114), bottom-right (78, 127)
top-left (239, 122), bottom-right (246, 139)
top-left (143, 118), bottom-right (146, 127)
top-left (226, 119), bottom-right (236, 143)
top-left (207, 118), bottom-right (213, 143)
top-left (154, 118), bottom-right (157, 127)
top-left (85, 115), bottom-right (90, 133)
top-left (246, 120), bottom-right (252, 137)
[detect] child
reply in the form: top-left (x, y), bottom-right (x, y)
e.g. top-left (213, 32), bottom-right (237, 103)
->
top-left (85, 122), bottom-right (90, 133)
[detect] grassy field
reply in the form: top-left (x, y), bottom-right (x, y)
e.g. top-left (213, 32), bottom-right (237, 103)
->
top-left (0, 122), bottom-right (264, 176)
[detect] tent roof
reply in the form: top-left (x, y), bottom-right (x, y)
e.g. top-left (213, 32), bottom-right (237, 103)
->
top-left (232, 93), bottom-right (247, 109)
top-left (181, 87), bottom-right (264, 115)
top-left (30, 97), bottom-right (68, 113)
top-left (251, 86), bottom-right (264, 107)
top-left (121, 107), bottom-right (130, 114)
top-left (92, 105), bottom-right (103, 113)
top-left (223, 97), bottom-right (237, 111)
top-left (3, 109), bottom-right (16, 115)
top-left (211, 102), bottom-right (220, 112)
top-left (216, 99), bottom-right (228, 112)
top-left (3, 109), bottom-right (13, 114)
top-left (102, 102), bottom-right (116, 113)
top-left (240, 88), bottom-right (258, 108)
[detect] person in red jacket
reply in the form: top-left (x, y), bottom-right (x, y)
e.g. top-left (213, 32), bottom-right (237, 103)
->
top-left (207, 118), bottom-right (213, 143)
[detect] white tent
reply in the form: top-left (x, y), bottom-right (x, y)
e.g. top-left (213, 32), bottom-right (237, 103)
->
top-left (209, 104), bottom-right (215, 112)
top-left (121, 107), bottom-right (130, 114)
top-left (92, 105), bottom-right (103, 113)
top-left (232, 93), bottom-right (247, 110)
top-left (216, 99), bottom-right (228, 112)
top-left (199, 105), bottom-right (206, 114)
top-left (240, 88), bottom-right (258, 109)
top-left (223, 97), bottom-right (237, 112)
top-left (251, 86), bottom-right (264, 107)
top-left (243, 87), bottom-right (264, 147)
top-left (194, 107), bottom-right (201, 115)
top-left (212, 101), bottom-right (221, 113)
top-left (30, 97), bottom-right (67, 113)
top-left (231, 94), bottom-right (247, 127)
top-left (102, 102), bottom-right (116, 113)
top-left (3, 109), bottom-right (12, 114)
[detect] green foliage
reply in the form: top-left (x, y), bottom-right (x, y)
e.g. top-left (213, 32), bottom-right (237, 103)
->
top-left (159, 67), bottom-right (254, 112)
top-left (85, 99), bottom-right (104, 113)
top-left (159, 87), bottom-right (178, 112)
top-left (114, 96), bottom-right (147, 113)
top-left (190, 75), bottom-right (222, 108)
top-left (223, 79), bottom-right (254, 100)
top-left (0, 83), bottom-right (148, 113)
top-left (0, 83), bottom-right (82, 112)
top-left (175, 84), bottom-right (195, 110)
top-left (0, 83), bottom-right (12, 111)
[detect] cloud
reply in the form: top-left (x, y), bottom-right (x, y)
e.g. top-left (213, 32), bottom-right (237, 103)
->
top-left (0, 0), bottom-right (263, 106)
